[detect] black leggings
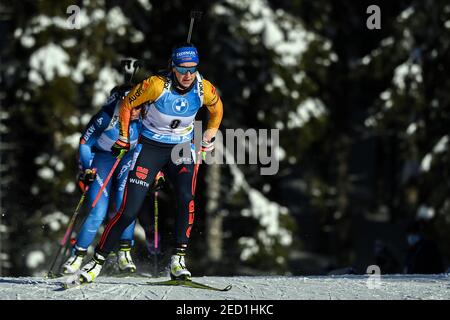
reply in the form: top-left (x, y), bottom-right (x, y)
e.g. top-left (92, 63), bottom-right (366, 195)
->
top-left (97, 137), bottom-right (199, 255)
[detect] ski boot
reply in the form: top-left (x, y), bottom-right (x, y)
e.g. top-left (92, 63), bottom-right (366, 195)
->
top-left (79, 251), bottom-right (106, 283)
top-left (62, 247), bottom-right (87, 274)
top-left (170, 248), bottom-right (191, 280)
top-left (117, 241), bottom-right (137, 273)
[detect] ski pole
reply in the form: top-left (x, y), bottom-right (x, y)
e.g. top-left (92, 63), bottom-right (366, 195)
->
top-left (152, 171), bottom-right (165, 276)
top-left (56, 236), bottom-right (75, 273)
top-left (51, 154), bottom-right (123, 276)
top-left (46, 182), bottom-right (92, 278)
top-left (186, 11), bottom-right (203, 43)
top-left (48, 153), bottom-right (123, 276)
top-left (154, 189), bottom-right (159, 276)
top-left (56, 210), bottom-right (90, 272)
top-left (91, 153), bottom-right (124, 208)
top-left (191, 150), bottom-right (204, 196)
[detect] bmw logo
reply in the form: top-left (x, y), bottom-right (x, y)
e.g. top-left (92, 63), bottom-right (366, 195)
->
top-left (172, 98), bottom-right (189, 114)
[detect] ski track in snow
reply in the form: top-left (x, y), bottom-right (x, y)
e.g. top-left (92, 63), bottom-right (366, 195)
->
top-left (0, 275), bottom-right (449, 300)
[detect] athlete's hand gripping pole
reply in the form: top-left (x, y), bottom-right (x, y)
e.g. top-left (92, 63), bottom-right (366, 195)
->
top-left (111, 138), bottom-right (130, 159)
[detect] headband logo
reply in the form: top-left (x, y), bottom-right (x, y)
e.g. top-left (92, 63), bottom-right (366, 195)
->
top-left (176, 51), bottom-right (197, 57)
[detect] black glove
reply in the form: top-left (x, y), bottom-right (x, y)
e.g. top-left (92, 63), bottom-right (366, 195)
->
top-left (111, 138), bottom-right (130, 158)
top-left (78, 168), bottom-right (97, 192)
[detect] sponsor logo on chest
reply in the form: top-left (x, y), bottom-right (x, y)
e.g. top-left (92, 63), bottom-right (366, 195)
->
top-left (172, 98), bottom-right (189, 115)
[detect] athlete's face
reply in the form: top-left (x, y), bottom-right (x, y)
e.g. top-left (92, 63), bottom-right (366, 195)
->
top-left (173, 62), bottom-right (197, 89)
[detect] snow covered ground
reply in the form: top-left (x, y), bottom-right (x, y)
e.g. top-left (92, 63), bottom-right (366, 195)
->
top-left (0, 275), bottom-right (448, 300)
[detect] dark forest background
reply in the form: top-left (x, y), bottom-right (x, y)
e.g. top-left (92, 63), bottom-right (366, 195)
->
top-left (0, 0), bottom-right (449, 277)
